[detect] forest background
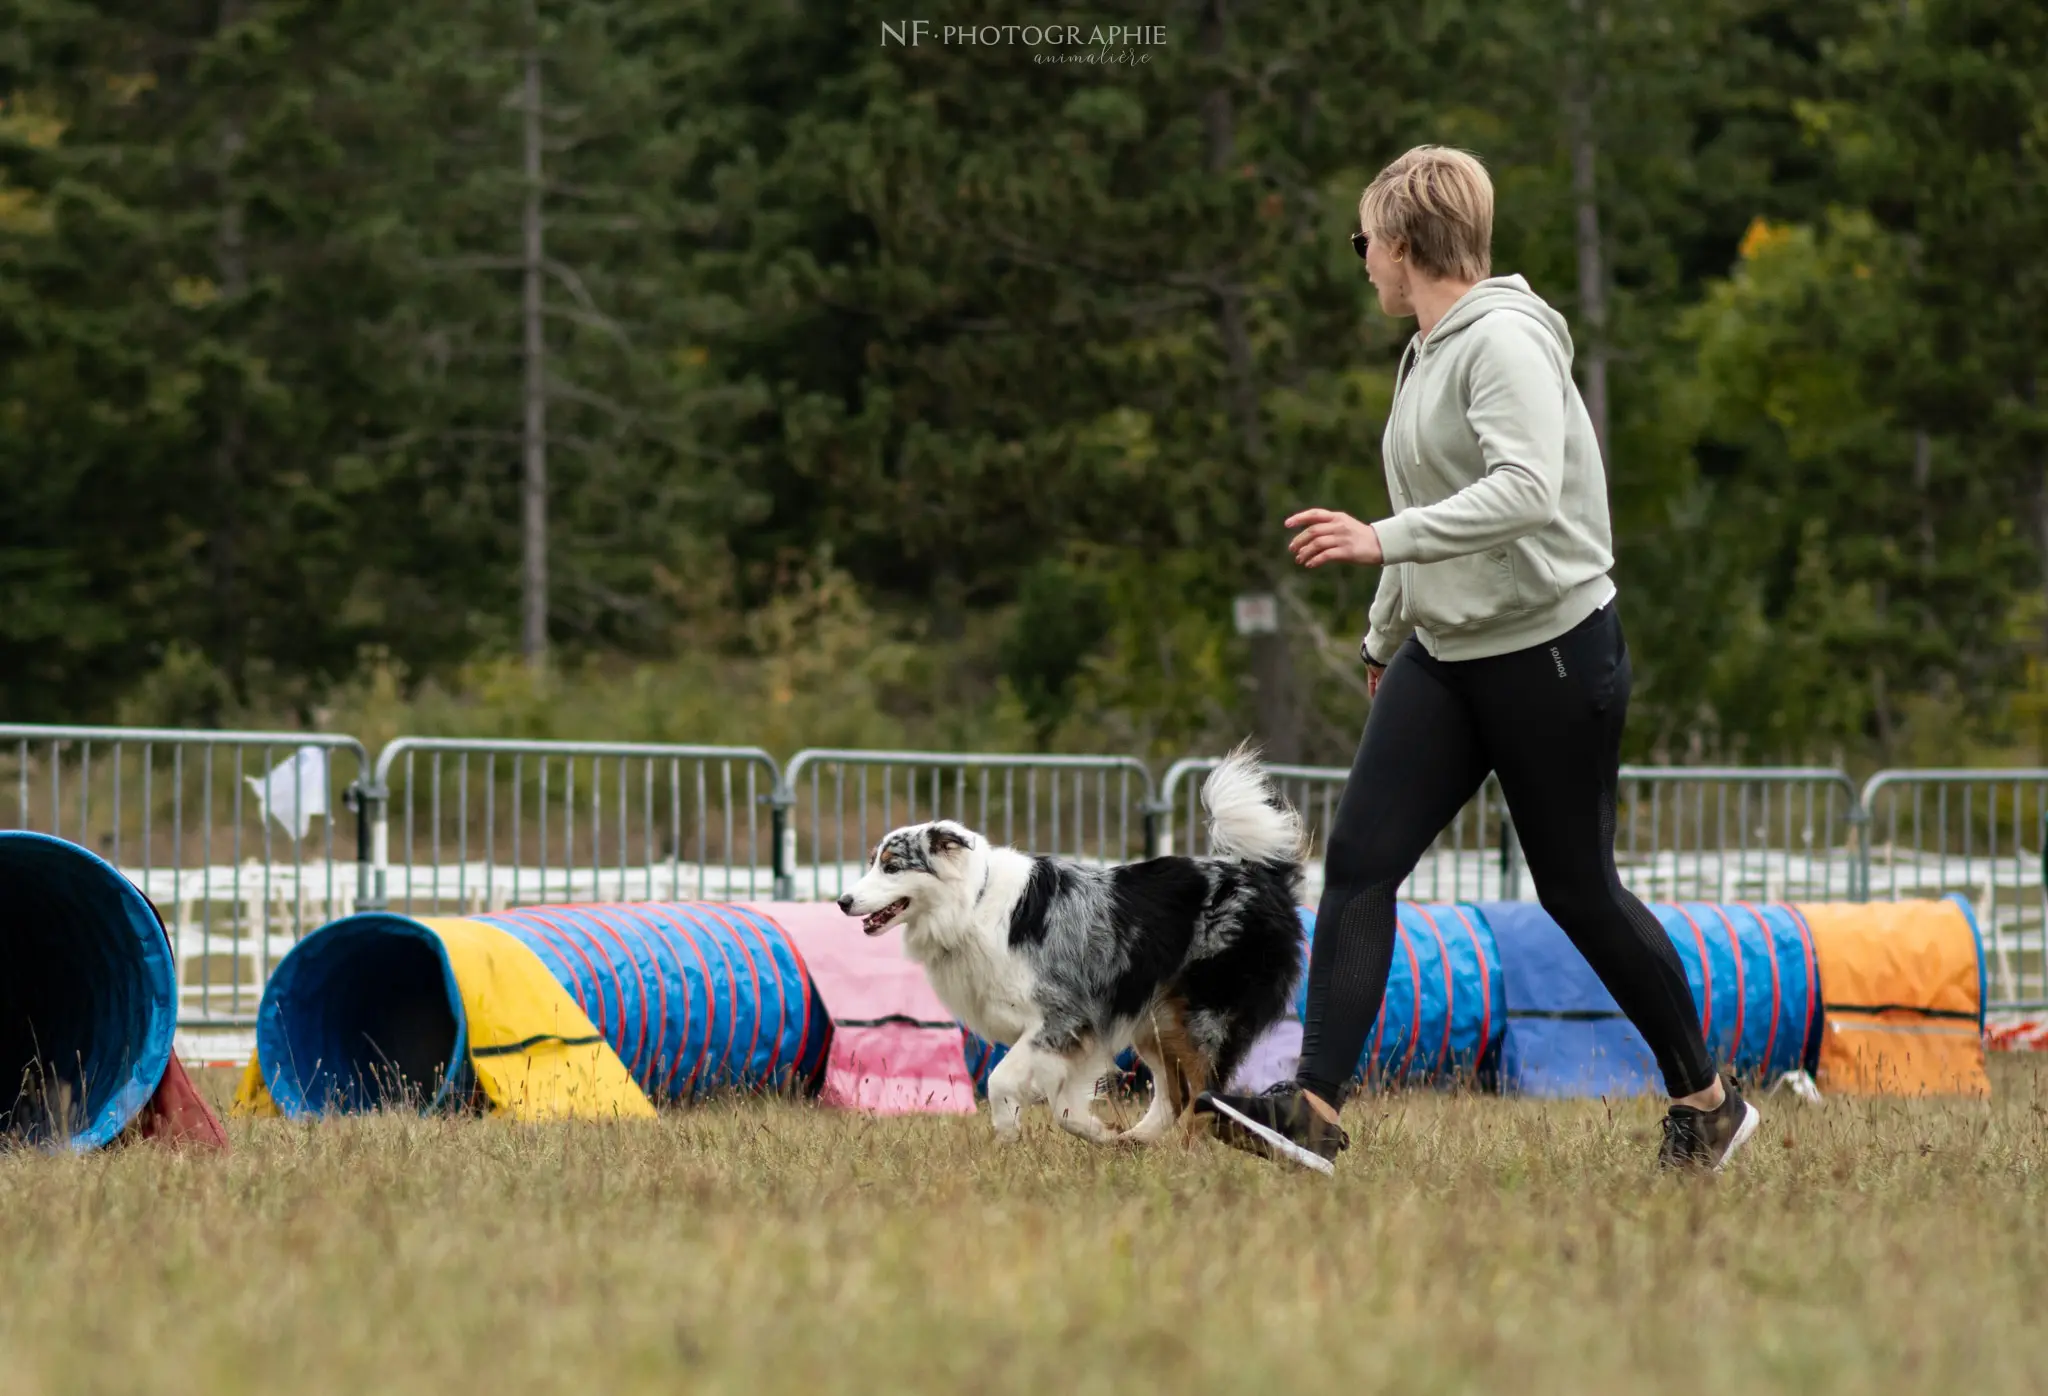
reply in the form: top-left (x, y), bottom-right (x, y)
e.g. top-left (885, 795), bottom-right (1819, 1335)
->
top-left (2, 0), bottom-right (2043, 777)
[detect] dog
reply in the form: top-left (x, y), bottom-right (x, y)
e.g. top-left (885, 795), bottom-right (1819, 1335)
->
top-left (836, 744), bottom-right (1307, 1145)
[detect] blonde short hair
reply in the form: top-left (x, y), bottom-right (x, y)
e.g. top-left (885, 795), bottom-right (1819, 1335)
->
top-left (1358, 146), bottom-right (1493, 282)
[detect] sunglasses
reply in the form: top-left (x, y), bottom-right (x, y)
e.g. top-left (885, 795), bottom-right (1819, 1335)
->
top-left (1350, 232), bottom-right (1370, 259)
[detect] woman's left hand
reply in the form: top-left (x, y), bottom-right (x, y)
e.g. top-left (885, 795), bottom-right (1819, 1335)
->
top-left (1286, 508), bottom-right (1384, 568)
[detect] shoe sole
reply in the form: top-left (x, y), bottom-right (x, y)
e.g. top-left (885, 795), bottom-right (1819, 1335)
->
top-left (1197, 1096), bottom-right (1336, 1176)
top-left (1713, 1101), bottom-right (1761, 1173)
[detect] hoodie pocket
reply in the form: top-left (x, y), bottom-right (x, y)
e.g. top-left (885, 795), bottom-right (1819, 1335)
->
top-left (1408, 549), bottom-right (1522, 632)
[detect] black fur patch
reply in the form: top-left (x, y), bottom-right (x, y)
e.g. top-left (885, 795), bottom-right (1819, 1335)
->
top-left (1170, 864), bottom-right (1305, 1086)
top-left (878, 830), bottom-right (931, 876)
top-left (1103, 860), bottom-right (1208, 1021)
top-left (1007, 858), bottom-right (1061, 948)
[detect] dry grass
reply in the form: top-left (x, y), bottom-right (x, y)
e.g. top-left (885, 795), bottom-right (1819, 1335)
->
top-left (4, 1062), bottom-right (2048, 1395)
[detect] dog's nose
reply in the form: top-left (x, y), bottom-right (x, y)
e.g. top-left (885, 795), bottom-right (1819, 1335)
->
top-left (836, 894), bottom-right (854, 915)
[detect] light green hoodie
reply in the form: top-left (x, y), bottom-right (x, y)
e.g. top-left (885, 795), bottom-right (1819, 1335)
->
top-left (1363, 274), bottom-right (1617, 665)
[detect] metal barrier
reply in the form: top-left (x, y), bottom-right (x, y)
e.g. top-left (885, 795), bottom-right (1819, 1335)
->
top-left (1862, 769), bottom-right (2048, 1012)
top-left (1151, 759), bottom-right (1863, 909)
top-left (1612, 766), bottom-right (1865, 904)
top-left (372, 738), bottom-right (782, 915)
top-left (0, 724), bottom-right (373, 1027)
top-left (1150, 758), bottom-right (1523, 904)
top-left (0, 716), bottom-right (2028, 1021)
top-left (774, 749), bottom-right (1156, 900)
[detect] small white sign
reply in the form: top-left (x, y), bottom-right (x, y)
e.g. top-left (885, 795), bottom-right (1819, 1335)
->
top-left (1233, 592), bottom-right (1280, 636)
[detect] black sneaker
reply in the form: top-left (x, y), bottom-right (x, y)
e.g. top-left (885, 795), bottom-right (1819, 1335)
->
top-left (1192, 1084), bottom-right (1349, 1175)
top-left (1658, 1073), bottom-right (1761, 1172)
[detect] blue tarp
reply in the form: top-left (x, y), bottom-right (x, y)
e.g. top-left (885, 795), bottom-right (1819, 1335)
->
top-left (0, 831), bottom-right (178, 1149)
top-left (1489, 900), bottom-right (1821, 1098)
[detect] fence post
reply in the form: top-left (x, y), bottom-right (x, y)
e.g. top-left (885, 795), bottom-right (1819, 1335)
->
top-left (1142, 797), bottom-right (1166, 860)
top-left (347, 775), bottom-right (389, 911)
top-left (1499, 811), bottom-right (1523, 902)
top-left (1849, 789), bottom-right (1872, 902)
top-left (770, 777), bottom-right (795, 902)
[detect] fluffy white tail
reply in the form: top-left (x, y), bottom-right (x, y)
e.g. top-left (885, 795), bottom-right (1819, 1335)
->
top-left (1200, 742), bottom-right (1306, 865)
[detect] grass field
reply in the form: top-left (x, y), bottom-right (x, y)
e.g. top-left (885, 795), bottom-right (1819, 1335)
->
top-left (4, 1062), bottom-right (2047, 1396)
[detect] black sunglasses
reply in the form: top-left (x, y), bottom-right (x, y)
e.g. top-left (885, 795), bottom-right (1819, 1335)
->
top-left (1350, 232), bottom-right (1370, 259)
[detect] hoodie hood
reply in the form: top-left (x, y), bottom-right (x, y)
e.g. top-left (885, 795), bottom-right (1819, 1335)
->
top-left (1423, 275), bottom-right (1576, 366)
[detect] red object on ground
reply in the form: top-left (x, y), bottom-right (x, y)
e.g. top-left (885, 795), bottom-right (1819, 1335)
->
top-left (1987, 1018), bottom-right (2048, 1052)
top-left (741, 902), bottom-right (978, 1116)
top-left (133, 1051), bottom-right (230, 1150)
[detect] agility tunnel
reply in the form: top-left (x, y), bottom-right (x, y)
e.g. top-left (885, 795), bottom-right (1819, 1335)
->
top-left (963, 896), bottom-right (1984, 1105)
top-left (963, 903), bottom-right (1506, 1096)
top-left (1305, 902), bottom-right (1503, 1088)
top-left (735, 901), bottom-right (977, 1116)
top-left (250, 902), bottom-right (830, 1119)
top-left (1488, 900), bottom-right (1819, 1097)
top-left (0, 831), bottom-right (224, 1150)
top-left (1800, 896), bottom-right (1988, 1097)
top-left (1486, 897), bottom-right (1985, 1098)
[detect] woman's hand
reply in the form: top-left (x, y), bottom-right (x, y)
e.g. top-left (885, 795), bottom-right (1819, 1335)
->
top-left (1366, 662), bottom-right (1385, 699)
top-left (1286, 508), bottom-right (1384, 569)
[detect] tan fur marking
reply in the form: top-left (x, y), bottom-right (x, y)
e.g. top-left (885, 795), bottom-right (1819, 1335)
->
top-left (1132, 993), bottom-right (1214, 1143)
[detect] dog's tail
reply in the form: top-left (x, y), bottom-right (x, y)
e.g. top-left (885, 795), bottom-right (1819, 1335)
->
top-left (1200, 741), bottom-right (1306, 867)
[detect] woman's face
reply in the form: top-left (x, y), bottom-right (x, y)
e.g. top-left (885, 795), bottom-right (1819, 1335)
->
top-left (1363, 229), bottom-right (1413, 318)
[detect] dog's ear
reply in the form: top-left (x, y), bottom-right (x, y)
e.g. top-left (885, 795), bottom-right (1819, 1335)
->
top-left (928, 825), bottom-right (972, 856)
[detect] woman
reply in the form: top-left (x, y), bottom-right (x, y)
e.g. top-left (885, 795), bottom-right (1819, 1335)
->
top-left (1193, 146), bottom-right (1759, 1173)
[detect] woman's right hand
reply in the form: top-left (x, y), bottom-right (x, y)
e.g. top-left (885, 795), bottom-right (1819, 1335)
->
top-left (1286, 508), bottom-right (1384, 569)
top-left (1367, 662), bottom-right (1385, 699)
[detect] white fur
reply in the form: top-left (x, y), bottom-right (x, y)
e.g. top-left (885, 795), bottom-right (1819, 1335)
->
top-left (1201, 741), bottom-right (1306, 865)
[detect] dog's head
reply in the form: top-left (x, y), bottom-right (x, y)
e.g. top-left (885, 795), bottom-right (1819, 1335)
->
top-left (836, 821), bottom-right (981, 935)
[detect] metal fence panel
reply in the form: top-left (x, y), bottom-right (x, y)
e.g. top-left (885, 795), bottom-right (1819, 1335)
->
top-left (1611, 766), bottom-right (1865, 904)
top-left (1153, 759), bottom-right (1862, 910)
top-left (0, 724), bottom-right (372, 1027)
top-left (1152, 758), bottom-right (1522, 905)
top-left (373, 738), bottom-right (782, 916)
top-left (776, 749), bottom-right (1156, 901)
top-left (1861, 769), bottom-right (2048, 1013)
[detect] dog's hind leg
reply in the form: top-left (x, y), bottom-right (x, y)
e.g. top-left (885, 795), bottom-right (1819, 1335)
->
top-left (1125, 998), bottom-right (1193, 1145)
top-left (1166, 1010), bottom-right (1217, 1146)
top-left (1123, 1043), bottom-right (1176, 1144)
top-left (1049, 1040), bottom-right (1119, 1144)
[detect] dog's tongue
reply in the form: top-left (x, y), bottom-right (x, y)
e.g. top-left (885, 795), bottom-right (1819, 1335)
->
top-left (862, 899), bottom-right (907, 935)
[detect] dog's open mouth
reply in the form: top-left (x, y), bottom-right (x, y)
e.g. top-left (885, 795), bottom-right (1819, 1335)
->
top-left (861, 898), bottom-right (909, 935)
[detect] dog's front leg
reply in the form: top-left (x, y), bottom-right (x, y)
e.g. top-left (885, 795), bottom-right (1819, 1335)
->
top-left (985, 1044), bottom-right (1037, 1141)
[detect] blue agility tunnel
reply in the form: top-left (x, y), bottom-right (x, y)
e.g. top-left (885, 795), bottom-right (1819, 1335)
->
top-left (476, 904), bottom-right (829, 1101)
top-left (257, 902), bottom-right (830, 1116)
top-left (1488, 900), bottom-right (1821, 1097)
top-left (255, 912), bottom-right (473, 1116)
top-left (1304, 903), bottom-right (1505, 1089)
top-left (963, 902), bottom-right (1506, 1095)
top-left (0, 831), bottom-right (178, 1149)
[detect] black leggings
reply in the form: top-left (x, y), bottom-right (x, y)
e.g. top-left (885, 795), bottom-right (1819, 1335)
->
top-left (1296, 601), bottom-right (1716, 1104)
